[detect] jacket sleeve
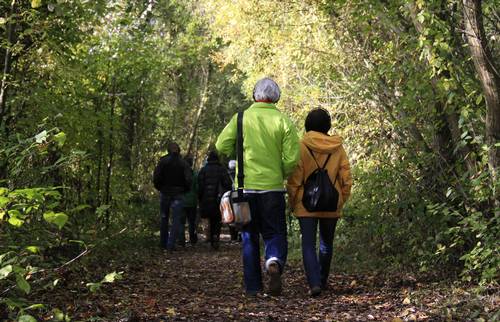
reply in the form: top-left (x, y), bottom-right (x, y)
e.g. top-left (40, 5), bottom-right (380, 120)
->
top-left (221, 167), bottom-right (233, 192)
top-left (282, 118), bottom-right (300, 177)
top-left (338, 146), bottom-right (352, 202)
top-left (215, 114), bottom-right (237, 158)
top-left (286, 150), bottom-right (304, 210)
top-left (153, 159), bottom-right (164, 191)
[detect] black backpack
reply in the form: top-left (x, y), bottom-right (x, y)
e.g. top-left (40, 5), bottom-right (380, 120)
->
top-left (302, 147), bottom-right (339, 212)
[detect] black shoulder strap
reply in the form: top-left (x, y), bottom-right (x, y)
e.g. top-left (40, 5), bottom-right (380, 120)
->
top-left (306, 146), bottom-right (332, 170)
top-left (322, 154), bottom-right (332, 169)
top-left (237, 112), bottom-right (244, 189)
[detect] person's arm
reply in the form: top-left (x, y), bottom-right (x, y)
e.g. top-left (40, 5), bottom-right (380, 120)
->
top-left (338, 146), bottom-right (352, 202)
top-left (221, 167), bottom-right (233, 191)
top-left (215, 114), bottom-right (237, 158)
top-left (282, 117), bottom-right (300, 177)
top-left (286, 151), bottom-right (304, 211)
top-left (153, 158), bottom-right (164, 191)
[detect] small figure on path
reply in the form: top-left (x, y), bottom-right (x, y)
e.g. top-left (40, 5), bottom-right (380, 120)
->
top-left (216, 77), bottom-right (300, 296)
top-left (287, 108), bottom-right (352, 296)
top-left (197, 151), bottom-right (232, 250)
top-left (153, 142), bottom-right (192, 251)
top-left (182, 156), bottom-right (199, 245)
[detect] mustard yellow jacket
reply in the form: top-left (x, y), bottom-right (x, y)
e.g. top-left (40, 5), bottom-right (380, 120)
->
top-left (287, 131), bottom-right (352, 218)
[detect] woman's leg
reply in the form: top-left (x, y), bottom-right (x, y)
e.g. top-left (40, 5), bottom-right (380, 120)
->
top-left (298, 217), bottom-right (321, 288)
top-left (318, 218), bottom-right (338, 288)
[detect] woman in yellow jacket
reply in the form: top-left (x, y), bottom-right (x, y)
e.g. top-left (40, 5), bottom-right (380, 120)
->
top-left (287, 108), bottom-right (352, 296)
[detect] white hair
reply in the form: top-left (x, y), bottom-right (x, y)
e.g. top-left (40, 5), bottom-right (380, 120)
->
top-left (253, 78), bottom-right (281, 103)
top-left (228, 160), bottom-right (236, 170)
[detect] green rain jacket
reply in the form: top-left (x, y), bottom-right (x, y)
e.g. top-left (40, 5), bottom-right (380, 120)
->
top-left (216, 102), bottom-right (300, 190)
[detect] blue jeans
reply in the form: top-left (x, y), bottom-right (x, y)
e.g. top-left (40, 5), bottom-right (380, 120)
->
top-left (298, 217), bottom-right (338, 288)
top-left (159, 193), bottom-right (185, 250)
top-left (241, 192), bottom-right (287, 293)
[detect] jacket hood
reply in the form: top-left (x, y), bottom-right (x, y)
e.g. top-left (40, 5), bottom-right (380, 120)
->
top-left (302, 131), bottom-right (343, 153)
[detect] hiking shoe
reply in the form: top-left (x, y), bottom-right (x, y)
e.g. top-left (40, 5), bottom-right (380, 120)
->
top-left (310, 286), bottom-right (322, 297)
top-left (267, 261), bottom-right (282, 296)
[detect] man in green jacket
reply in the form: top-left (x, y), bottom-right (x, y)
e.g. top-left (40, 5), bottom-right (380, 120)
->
top-left (216, 77), bottom-right (300, 296)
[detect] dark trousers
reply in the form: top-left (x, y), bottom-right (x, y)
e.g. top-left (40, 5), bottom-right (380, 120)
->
top-left (209, 211), bottom-right (221, 241)
top-left (182, 207), bottom-right (198, 243)
top-left (298, 217), bottom-right (338, 288)
top-left (241, 192), bottom-right (287, 292)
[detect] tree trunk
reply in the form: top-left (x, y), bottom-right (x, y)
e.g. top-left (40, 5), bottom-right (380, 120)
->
top-left (462, 0), bottom-right (500, 190)
top-left (0, 2), bottom-right (16, 128)
top-left (186, 63), bottom-right (210, 156)
top-left (408, 3), bottom-right (477, 173)
top-left (104, 80), bottom-right (117, 227)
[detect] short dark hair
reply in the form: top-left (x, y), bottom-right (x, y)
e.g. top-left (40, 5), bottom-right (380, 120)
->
top-left (207, 150), bottom-right (219, 162)
top-left (167, 142), bottom-right (180, 154)
top-left (305, 108), bottom-right (331, 134)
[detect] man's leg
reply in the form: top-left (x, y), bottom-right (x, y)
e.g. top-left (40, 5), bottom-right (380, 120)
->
top-left (212, 210), bottom-right (222, 248)
top-left (241, 194), bottom-right (263, 294)
top-left (298, 217), bottom-right (321, 289)
top-left (159, 193), bottom-right (171, 249)
top-left (178, 208), bottom-right (187, 247)
top-left (318, 218), bottom-right (338, 289)
top-left (167, 198), bottom-right (184, 251)
top-left (259, 192), bottom-right (287, 296)
top-left (186, 207), bottom-right (198, 244)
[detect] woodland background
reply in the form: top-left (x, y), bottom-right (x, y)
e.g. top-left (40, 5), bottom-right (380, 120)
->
top-left (0, 0), bottom-right (498, 320)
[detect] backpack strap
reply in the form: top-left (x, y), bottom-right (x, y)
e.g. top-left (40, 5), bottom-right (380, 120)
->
top-left (306, 146), bottom-right (332, 170)
top-left (322, 154), bottom-right (332, 169)
top-left (306, 146), bottom-right (321, 169)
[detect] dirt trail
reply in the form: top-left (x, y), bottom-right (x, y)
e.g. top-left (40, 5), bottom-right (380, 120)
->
top-left (62, 238), bottom-right (477, 321)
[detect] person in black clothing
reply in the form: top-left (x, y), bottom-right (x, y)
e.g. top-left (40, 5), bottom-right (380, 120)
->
top-left (198, 151), bottom-right (232, 250)
top-left (153, 142), bottom-right (192, 251)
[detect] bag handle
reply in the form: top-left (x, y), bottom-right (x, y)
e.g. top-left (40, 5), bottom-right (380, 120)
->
top-left (237, 112), bottom-right (244, 194)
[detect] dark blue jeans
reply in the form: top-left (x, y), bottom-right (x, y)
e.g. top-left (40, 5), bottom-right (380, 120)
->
top-left (298, 217), bottom-right (338, 288)
top-left (241, 192), bottom-right (287, 293)
top-left (159, 193), bottom-right (185, 250)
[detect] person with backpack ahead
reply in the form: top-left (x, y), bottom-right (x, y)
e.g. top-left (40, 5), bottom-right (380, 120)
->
top-left (287, 108), bottom-right (352, 297)
top-left (197, 151), bottom-right (232, 250)
top-left (216, 77), bottom-right (300, 296)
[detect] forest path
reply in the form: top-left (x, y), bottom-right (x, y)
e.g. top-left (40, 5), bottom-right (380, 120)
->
top-left (64, 237), bottom-right (464, 321)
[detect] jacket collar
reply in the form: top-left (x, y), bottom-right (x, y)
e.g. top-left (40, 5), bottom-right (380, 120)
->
top-left (250, 102), bottom-right (277, 109)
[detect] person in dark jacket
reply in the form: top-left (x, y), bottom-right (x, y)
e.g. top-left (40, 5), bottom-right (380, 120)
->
top-left (153, 142), bottom-right (192, 251)
top-left (198, 151), bottom-right (232, 250)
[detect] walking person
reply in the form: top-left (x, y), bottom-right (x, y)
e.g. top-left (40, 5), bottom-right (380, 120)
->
top-left (197, 151), bottom-right (232, 250)
top-left (182, 156), bottom-right (199, 245)
top-left (153, 142), bottom-right (192, 251)
top-left (287, 108), bottom-right (352, 296)
top-left (216, 77), bottom-right (300, 296)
